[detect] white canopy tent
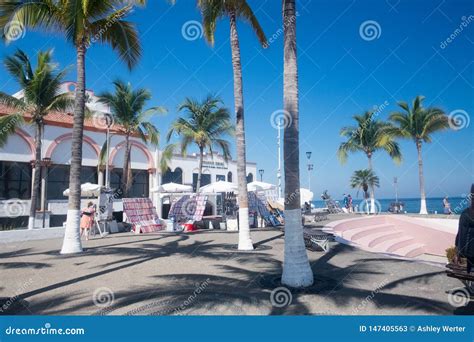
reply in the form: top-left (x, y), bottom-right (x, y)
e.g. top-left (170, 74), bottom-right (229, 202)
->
top-left (151, 182), bottom-right (193, 193)
top-left (63, 182), bottom-right (102, 197)
top-left (275, 188), bottom-right (314, 207)
top-left (247, 181), bottom-right (276, 192)
top-left (299, 188), bottom-right (314, 206)
top-left (199, 180), bottom-right (238, 193)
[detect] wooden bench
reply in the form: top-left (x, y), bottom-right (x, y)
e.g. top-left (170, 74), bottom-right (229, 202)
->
top-left (446, 262), bottom-right (474, 282)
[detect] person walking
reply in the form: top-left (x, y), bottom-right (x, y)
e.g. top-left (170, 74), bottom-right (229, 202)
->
top-left (443, 196), bottom-right (452, 215)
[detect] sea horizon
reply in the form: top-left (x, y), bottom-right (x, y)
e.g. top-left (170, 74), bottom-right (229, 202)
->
top-left (312, 196), bottom-right (470, 214)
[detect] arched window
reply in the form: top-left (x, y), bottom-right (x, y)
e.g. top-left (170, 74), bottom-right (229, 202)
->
top-left (161, 168), bottom-right (173, 185)
top-left (173, 167), bottom-right (183, 184)
top-left (227, 171), bottom-right (232, 182)
top-left (162, 167), bottom-right (183, 184)
top-left (246, 173), bottom-right (254, 183)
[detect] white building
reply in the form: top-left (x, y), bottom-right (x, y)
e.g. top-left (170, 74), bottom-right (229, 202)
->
top-left (0, 82), bottom-right (257, 228)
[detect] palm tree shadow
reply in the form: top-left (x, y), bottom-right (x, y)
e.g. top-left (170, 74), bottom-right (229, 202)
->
top-left (3, 234), bottom-right (465, 315)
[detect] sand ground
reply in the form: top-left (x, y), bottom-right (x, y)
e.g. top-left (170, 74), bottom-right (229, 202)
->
top-left (0, 214), bottom-right (472, 315)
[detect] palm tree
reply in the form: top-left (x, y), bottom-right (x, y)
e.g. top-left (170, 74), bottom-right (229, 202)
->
top-left (197, 0), bottom-right (267, 251)
top-left (165, 95), bottom-right (233, 191)
top-left (350, 169), bottom-right (380, 214)
top-left (98, 80), bottom-right (164, 197)
top-left (389, 96), bottom-right (452, 215)
top-left (337, 111), bottom-right (401, 214)
top-left (281, 0), bottom-right (314, 288)
top-left (0, 49), bottom-right (72, 230)
top-left (0, 0), bottom-right (144, 254)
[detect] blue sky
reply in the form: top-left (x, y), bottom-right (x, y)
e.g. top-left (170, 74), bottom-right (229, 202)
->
top-left (0, 0), bottom-right (473, 199)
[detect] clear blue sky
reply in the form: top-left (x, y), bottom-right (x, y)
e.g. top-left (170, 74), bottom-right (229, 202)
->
top-left (0, 0), bottom-right (473, 199)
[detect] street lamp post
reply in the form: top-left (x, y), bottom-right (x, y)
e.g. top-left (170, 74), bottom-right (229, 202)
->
top-left (258, 169), bottom-right (264, 182)
top-left (306, 151), bottom-right (312, 190)
top-left (394, 177), bottom-right (398, 203)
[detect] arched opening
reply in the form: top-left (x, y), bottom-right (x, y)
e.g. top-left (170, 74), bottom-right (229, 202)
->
top-left (162, 167), bottom-right (183, 184)
top-left (227, 171), bottom-right (233, 183)
top-left (246, 173), bottom-right (254, 183)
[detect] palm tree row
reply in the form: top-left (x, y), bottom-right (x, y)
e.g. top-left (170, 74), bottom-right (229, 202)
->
top-left (339, 96), bottom-right (454, 214)
top-left (1, 0), bottom-right (314, 288)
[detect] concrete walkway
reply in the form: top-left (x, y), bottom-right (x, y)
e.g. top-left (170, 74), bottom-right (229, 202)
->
top-left (0, 215), bottom-right (471, 315)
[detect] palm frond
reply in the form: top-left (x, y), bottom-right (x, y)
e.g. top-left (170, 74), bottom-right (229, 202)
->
top-left (0, 114), bottom-right (23, 147)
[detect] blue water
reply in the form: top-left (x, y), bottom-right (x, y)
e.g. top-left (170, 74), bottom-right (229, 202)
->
top-left (311, 197), bottom-right (470, 214)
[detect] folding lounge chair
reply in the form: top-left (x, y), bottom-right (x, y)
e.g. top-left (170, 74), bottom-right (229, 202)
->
top-left (303, 229), bottom-right (331, 252)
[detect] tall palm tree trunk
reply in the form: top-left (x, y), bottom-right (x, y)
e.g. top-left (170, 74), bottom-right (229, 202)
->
top-left (28, 121), bottom-right (42, 230)
top-left (229, 12), bottom-right (253, 251)
top-left (122, 134), bottom-right (131, 197)
top-left (367, 153), bottom-right (376, 214)
top-left (196, 146), bottom-right (204, 191)
top-left (281, 0), bottom-right (313, 288)
top-left (61, 44), bottom-right (87, 254)
top-left (416, 139), bottom-right (428, 214)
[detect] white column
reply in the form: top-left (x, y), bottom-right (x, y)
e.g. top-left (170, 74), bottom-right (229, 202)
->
top-left (153, 147), bottom-right (162, 218)
top-left (98, 170), bottom-right (104, 186)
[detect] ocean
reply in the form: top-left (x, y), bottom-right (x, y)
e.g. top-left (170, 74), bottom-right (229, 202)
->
top-left (311, 197), bottom-right (471, 215)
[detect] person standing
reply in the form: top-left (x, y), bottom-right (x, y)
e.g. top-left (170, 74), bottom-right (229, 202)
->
top-left (348, 194), bottom-right (353, 213)
top-left (455, 184), bottom-right (474, 272)
top-left (80, 202), bottom-right (96, 241)
top-left (443, 196), bottom-right (452, 215)
top-left (343, 194), bottom-right (349, 210)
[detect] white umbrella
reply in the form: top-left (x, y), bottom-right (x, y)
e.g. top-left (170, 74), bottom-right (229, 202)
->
top-left (63, 182), bottom-right (101, 197)
top-left (299, 188), bottom-right (314, 206)
top-left (199, 180), bottom-right (238, 193)
top-left (151, 182), bottom-right (193, 193)
top-left (247, 181), bottom-right (276, 192)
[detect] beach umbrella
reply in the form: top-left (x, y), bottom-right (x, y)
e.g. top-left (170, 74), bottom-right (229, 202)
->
top-left (247, 181), bottom-right (276, 192)
top-left (299, 188), bottom-right (314, 206)
top-left (151, 182), bottom-right (193, 193)
top-left (199, 180), bottom-right (238, 193)
top-left (63, 182), bottom-right (101, 197)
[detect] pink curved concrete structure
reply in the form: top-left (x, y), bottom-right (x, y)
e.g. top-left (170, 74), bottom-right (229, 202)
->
top-left (326, 215), bottom-right (457, 258)
top-left (16, 128), bottom-right (35, 159)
